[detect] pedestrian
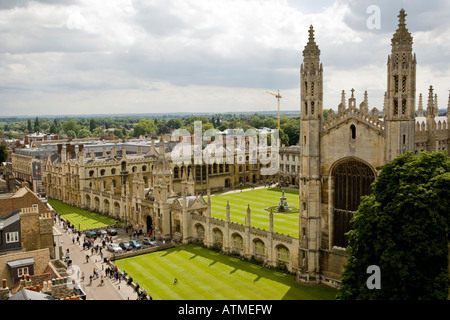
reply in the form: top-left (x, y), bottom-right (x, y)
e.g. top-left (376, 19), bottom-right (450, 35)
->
top-left (72, 236), bottom-right (75, 244)
top-left (81, 272), bottom-right (85, 282)
top-left (77, 269), bottom-right (80, 279)
top-left (85, 254), bottom-right (89, 263)
top-left (100, 274), bottom-right (104, 286)
top-left (89, 275), bottom-right (93, 286)
top-left (173, 278), bottom-right (178, 285)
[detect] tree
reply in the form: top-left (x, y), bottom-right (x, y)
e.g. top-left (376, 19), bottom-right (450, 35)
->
top-left (133, 119), bottom-right (157, 137)
top-left (158, 125), bottom-right (172, 135)
top-left (113, 129), bottom-right (124, 139)
top-left (89, 119), bottom-right (97, 132)
top-left (27, 119), bottom-right (32, 133)
top-left (337, 151), bottom-right (450, 300)
top-left (278, 128), bottom-right (289, 146)
top-left (0, 143), bottom-right (8, 163)
top-left (34, 117), bottom-right (40, 132)
top-left (49, 122), bottom-right (59, 134)
top-left (66, 130), bottom-right (76, 139)
top-left (167, 118), bottom-right (183, 129)
top-left (62, 119), bottom-right (80, 136)
top-left (281, 119), bottom-right (300, 146)
top-left (93, 127), bottom-right (104, 137)
top-left (77, 128), bottom-right (93, 139)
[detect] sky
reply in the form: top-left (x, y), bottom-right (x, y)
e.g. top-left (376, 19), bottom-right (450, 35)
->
top-left (0, 0), bottom-right (449, 117)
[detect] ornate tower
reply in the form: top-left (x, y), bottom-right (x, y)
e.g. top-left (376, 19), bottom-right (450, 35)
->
top-left (385, 9), bottom-right (416, 161)
top-left (298, 25), bottom-right (323, 283)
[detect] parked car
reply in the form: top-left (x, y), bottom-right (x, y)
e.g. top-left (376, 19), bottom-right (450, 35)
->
top-left (85, 231), bottom-right (98, 239)
top-left (143, 237), bottom-right (158, 246)
top-left (107, 243), bottom-right (122, 253)
top-left (119, 241), bottom-right (133, 251)
top-left (96, 229), bottom-right (107, 236)
top-left (128, 240), bottom-right (142, 249)
top-left (107, 228), bottom-right (117, 236)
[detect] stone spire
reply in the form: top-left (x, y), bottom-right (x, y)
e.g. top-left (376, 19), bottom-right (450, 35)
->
top-left (359, 90), bottom-right (369, 114)
top-left (417, 93), bottom-right (424, 117)
top-left (434, 94), bottom-right (439, 117)
top-left (427, 85), bottom-right (435, 118)
top-left (447, 91), bottom-right (450, 118)
top-left (348, 88), bottom-right (356, 109)
top-left (303, 25), bottom-right (320, 60)
top-left (338, 90), bottom-right (346, 114)
top-left (391, 8), bottom-right (413, 51)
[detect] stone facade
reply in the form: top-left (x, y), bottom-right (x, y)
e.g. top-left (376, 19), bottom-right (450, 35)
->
top-left (297, 9), bottom-right (449, 284)
top-left (41, 136), bottom-right (277, 240)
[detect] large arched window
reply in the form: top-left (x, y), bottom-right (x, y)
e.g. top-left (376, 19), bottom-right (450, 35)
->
top-left (332, 159), bottom-right (375, 248)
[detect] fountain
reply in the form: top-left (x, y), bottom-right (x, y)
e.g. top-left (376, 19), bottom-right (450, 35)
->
top-left (265, 190), bottom-right (299, 214)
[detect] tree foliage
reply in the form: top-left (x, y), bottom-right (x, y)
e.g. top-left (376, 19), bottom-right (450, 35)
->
top-left (337, 151), bottom-right (450, 300)
top-left (0, 143), bottom-right (8, 163)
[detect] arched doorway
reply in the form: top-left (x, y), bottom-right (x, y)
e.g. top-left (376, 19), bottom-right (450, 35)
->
top-left (332, 159), bottom-right (375, 248)
top-left (146, 215), bottom-right (154, 238)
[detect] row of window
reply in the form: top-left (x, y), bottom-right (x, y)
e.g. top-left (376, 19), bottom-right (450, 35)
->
top-left (89, 165), bottom-right (148, 177)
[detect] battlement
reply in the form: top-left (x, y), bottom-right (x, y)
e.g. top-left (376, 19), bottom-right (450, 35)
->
top-left (322, 106), bottom-right (384, 134)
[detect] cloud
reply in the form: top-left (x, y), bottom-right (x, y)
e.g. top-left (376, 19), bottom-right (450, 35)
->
top-left (0, 0), bottom-right (448, 116)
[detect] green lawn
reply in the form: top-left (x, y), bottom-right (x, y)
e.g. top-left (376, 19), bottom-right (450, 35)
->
top-left (114, 244), bottom-right (337, 300)
top-left (48, 198), bottom-right (119, 231)
top-left (211, 188), bottom-right (300, 238)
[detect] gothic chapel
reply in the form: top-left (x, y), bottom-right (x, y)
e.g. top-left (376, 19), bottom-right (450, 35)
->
top-left (297, 9), bottom-right (449, 283)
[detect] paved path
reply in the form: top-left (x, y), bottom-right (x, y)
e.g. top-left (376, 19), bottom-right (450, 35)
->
top-left (55, 223), bottom-right (140, 300)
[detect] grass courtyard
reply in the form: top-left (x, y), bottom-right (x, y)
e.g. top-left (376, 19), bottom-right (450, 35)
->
top-left (210, 188), bottom-right (300, 238)
top-left (48, 198), bottom-right (119, 231)
top-left (114, 244), bottom-right (337, 300)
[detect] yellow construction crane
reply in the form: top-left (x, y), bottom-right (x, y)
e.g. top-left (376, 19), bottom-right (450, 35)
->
top-left (267, 90), bottom-right (282, 129)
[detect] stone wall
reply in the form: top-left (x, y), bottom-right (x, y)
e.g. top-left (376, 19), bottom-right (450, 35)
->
top-left (0, 248), bottom-right (50, 288)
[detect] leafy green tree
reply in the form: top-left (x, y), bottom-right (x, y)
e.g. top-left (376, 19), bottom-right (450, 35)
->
top-left (77, 128), bottom-right (93, 139)
top-left (93, 127), bottom-right (104, 137)
top-left (89, 119), bottom-right (97, 132)
top-left (281, 119), bottom-right (300, 146)
top-left (62, 119), bottom-right (81, 136)
top-left (49, 122), bottom-right (59, 134)
top-left (133, 119), bottom-right (157, 137)
top-left (34, 117), bottom-right (40, 132)
top-left (249, 115), bottom-right (261, 128)
top-left (0, 143), bottom-right (8, 162)
top-left (279, 128), bottom-right (289, 146)
top-left (337, 151), bottom-right (450, 300)
top-left (66, 130), bottom-right (76, 139)
top-left (113, 129), bottom-right (123, 139)
top-left (27, 119), bottom-right (32, 133)
top-left (167, 118), bottom-right (183, 129)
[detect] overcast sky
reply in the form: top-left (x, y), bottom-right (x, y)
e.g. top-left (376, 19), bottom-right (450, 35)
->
top-left (0, 0), bottom-right (448, 117)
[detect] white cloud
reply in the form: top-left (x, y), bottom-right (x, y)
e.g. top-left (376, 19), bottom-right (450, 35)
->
top-left (0, 0), bottom-right (448, 116)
